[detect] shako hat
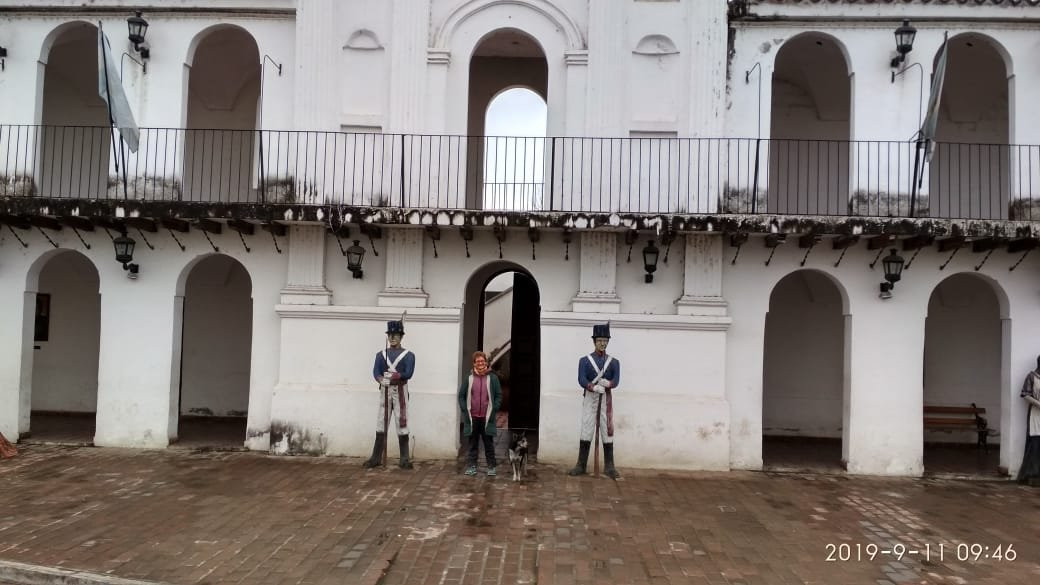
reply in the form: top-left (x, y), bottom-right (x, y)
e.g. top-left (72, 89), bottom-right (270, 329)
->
top-left (386, 320), bottom-right (405, 335)
top-left (591, 323), bottom-right (611, 339)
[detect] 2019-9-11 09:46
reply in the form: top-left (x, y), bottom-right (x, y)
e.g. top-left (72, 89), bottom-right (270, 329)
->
top-left (824, 542), bottom-right (1017, 562)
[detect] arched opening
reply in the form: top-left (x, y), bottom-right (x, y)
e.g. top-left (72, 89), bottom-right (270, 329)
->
top-left (762, 270), bottom-right (849, 471)
top-left (183, 26), bottom-right (261, 202)
top-left (465, 29), bottom-right (548, 210)
top-left (930, 34), bottom-right (1011, 220)
top-left (38, 22), bottom-right (110, 199)
top-left (769, 33), bottom-right (851, 216)
top-left (460, 261), bottom-right (541, 460)
top-left (483, 87), bottom-right (547, 210)
top-left (922, 273), bottom-right (1005, 476)
top-left (25, 250), bottom-right (101, 444)
top-left (173, 255), bottom-right (253, 448)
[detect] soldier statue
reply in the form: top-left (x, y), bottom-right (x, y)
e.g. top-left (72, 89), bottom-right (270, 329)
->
top-left (568, 323), bottom-right (621, 479)
top-left (363, 320), bottom-right (415, 469)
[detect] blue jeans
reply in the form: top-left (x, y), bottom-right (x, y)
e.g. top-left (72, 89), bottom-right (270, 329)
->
top-left (467, 417), bottom-right (496, 467)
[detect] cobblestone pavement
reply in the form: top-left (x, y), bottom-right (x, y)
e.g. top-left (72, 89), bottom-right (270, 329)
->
top-left (1, 445), bottom-right (1038, 585)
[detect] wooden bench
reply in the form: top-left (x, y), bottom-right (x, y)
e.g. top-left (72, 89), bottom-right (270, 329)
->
top-left (923, 403), bottom-right (990, 451)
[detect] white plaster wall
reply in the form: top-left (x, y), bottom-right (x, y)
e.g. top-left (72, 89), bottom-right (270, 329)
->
top-left (724, 237), bottom-right (1040, 476)
top-left (538, 312), bottom-right (731, 471)
top-left (31, 251), bottom-right (101, 413)
top-left (923, 273), bottom-right (1002, 443)
top-left (763, 270), bottom-right (844, 438)
top-left (0, 221), bottom-right (286, 448)
top-left (180, 255), bottom-right (252, 417)
top-left (482, 286), bottom-right (513, 357)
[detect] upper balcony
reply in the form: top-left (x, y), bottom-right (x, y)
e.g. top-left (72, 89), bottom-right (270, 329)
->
top-left (1, 125), bottom-right (1039, 237)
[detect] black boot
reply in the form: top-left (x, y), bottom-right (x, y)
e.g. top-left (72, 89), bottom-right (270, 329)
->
top-left (603, 443), bottom-right (620, 479)
top-left (398, 434), bottom-right (413, 469)
top-left (362, 432), bottom-right (385, 468)
top-left (568, 440), bottom-right (591, 476)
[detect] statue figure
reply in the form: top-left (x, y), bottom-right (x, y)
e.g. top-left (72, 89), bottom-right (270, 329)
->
top-left (568, 323), bottom-right (621, 479)
top-left (363, 320), bottom-right (415, 469)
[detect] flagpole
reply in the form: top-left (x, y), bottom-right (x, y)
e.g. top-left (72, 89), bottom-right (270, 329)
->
top-left (98, 22), bottom-right (127, 198)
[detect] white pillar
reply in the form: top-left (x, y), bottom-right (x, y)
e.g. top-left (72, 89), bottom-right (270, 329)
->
top-left (676, 234), bottom-right (728, 316)
top-left (281, 225), bottom-right (331, 305)
top-left (293, 0), bottom-right (341, 130)
top-left (387, 0), bottom-right (431, 133)
top-left (585, 2), bottom-right (625, 136)
top-left (564, 51), bottom-right (589, 136)
top-left (572, 232), bottom-right (621, 313)
top-left (378, 227), bottom-right (428, 307)
top-left (686, 0), bottom-right (727, 137)
top-left (94, 271), bottom-right (178, 448)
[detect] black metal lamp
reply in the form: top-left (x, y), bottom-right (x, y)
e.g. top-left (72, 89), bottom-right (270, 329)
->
top-left (879, 248), bottom-right (905, 299)
top-left (346, 240), bottom-right (366, 279)
top-left (642, 240), bottom-right (660, 283)
top-left (113, 233), bottom-right (139, 278)
top-left (891, 20), bottom-right (916, 67)
top-left (127, 11), bottom-right (150, 59)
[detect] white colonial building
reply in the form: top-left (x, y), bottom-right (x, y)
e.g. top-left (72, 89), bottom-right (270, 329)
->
top-left (1, 0), bottom-right (1039, 477)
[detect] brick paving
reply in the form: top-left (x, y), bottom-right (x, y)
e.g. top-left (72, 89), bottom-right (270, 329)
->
top-left (1, 445), bottom-right (1038, 585)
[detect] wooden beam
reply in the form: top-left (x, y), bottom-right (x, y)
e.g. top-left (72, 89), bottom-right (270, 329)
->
top-left (764, 233), bottom-right (786, 248)
top-left (60, 216), bottom-right (95, 231)
top-left (197, 218), bottom-right (223, 234)
top-left (937, 235), bottom-right (966, 252)
top-left (0, 213), bottom-right (31, 230)
top-left (971, 237), bottom-right (1007, 253)
top-left (92, 216), bottom-right (126, 232)
top-left (1008, 238), bottom-right (1040, 253)
top-left (161, 218), bottom-right (191, 233)
top-left (228, 219), bottom-right (255, 236)
top-left (262, 222), bottom-right (288, 237)
top-left (28, 216), bottom-right (63, 231)
top-left (798, 233), bottom-right (821, 248)
top-left (124, 217), bottom-right (158, 232)
top-left (728, 231), bottom-right (748, 247)
top-left (867, 234), bottom-right (894, 250)
top-left (901, 234), bottom-right (934, 251)
top-left (832, 235), bottom-right (859, 250)
top-left (359, 223), bottom-right (382, 238)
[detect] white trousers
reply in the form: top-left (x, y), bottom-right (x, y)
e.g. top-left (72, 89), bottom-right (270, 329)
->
top-left (375, 384), bottom-right (409, 435)
top-left (580, 390), bottom-right (613, 444)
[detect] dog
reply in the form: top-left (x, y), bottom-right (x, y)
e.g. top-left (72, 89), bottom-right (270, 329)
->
top-left (507, 432), bottom-right (529, 482)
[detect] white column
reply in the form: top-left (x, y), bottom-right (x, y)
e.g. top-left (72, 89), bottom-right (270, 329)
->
top-left (686, 0), bottom-right (727, 137)
top-left (676, 234), bottom-right (729, 316)
top-left (281, 225), bottom-right (331, 305)
top-left (0, 284), bottom-right (33, 439)
top-left (378, 227), bottom-right (428, 307)
top-left (564, 51), bottom-right (589, 136)
top-left (572, 232), bottom-right (621, 313)
top-left (293, 0), bottom-right (340, 130)
top-left (387, 0), bottom-right (431, 133)
top-left (426, 49), bottom-right (450, 134)
top-left (585, 2), bottom-right (626, 136)
top-left (95, 272), bottom-right (178, 448)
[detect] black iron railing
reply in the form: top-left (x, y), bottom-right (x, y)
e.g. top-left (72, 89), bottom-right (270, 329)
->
top-left (1, 125), bottom-right (1038, 220)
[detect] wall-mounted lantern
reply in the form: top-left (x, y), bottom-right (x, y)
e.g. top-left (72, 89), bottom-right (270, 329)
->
top-left (346, 239), bottom-right (366, 279)
top-left (891, 20), bottom-right (916, 67)
top-left (113, 233), bottom-right (139, 279)
top-left (127, 11), bottom-right (151, 60)
top-left (878, 249), bottom-right (905, 299)
top-left (642, 240), bottom-right (660, 283)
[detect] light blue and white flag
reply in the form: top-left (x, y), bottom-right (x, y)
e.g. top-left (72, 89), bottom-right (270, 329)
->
top-left (97, 23), bottom-right (139, 153)
top-left (919, 32), bottom-right (949, 163)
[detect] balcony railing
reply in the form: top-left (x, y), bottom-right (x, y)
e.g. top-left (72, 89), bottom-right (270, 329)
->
top-left (1, 125), bottom-right (1039, 221)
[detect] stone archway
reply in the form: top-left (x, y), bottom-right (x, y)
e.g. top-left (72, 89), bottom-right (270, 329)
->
top-left (923, 272), bottom-right (1007, 475)
top-left (769, 32), bottom-right (851, 215)
top-left (23, 250), bottom-right (101, 443)
top-left (762, 269), bottom-right (850, 471)
top-left (461, 261), bottom-right (541, 457)
top-left (172, 254), bottom-right (253, 448)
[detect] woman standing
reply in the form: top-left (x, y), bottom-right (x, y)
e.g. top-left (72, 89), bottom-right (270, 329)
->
top-left (1019, 356), bottom-right (1040, 486)
top-left (458, 351), bottom-right (502, 477)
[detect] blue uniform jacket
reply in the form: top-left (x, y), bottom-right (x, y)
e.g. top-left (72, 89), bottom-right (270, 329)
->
top-left (373, 348), bottom-right (415, 382)
top-left (577, 352), bottom-right (620, 391)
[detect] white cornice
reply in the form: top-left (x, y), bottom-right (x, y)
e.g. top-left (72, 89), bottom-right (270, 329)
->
top-left (276, 305), bottom-right (460, 322)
